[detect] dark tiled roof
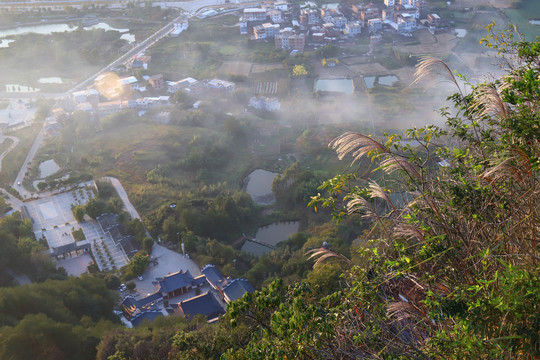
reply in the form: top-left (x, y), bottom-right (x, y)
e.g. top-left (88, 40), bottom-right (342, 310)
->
top-left (138, 292), bottom-right (162, 307)
top-left (119, 235), bottom-right (139, 256)
top-left (97, 213), bottom-right (118, 232)
top-left (108, 224), bottom-right (125, 242)
top-left (178, 292), bottom-right (225, 319)
top-left (193, 275), bottom-right (207, 287)
top-left (130, 310), bottom-right (163, 327)
top-left (223, 279), bottom-right (255, 303)
top-left (52, 242), bottom-right (78, 256)
top-left (157, 270), bottom-right (194, 293)
top-left (201, 264), bottom-right (226, 288)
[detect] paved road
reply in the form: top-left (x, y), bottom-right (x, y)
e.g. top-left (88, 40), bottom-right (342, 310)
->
top-left (67, 13), bottom-right (188, 96)
top-left (103, 176), bottom-right (142, 221)
top-left (12, 117), bottom-right (51, 198)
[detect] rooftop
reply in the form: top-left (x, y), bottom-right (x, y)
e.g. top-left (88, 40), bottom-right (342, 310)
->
top-left (157, 270), bottom-right (195, 293)
top-left (223, 279), bottom-right (255, 303)
top-left (177, 291), bottom-right (225, 319)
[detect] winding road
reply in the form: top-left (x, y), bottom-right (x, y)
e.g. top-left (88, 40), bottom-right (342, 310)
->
top-left (1, 0), bottom-right (261, 210)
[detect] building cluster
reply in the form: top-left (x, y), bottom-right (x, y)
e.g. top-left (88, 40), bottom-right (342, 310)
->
top-left (120, 264), bottom-right (255, 327)
top-left (97, 213), bottom-right (139, 258)
top-left (55, 53), bottom-right (243, 120)
top-left (238, 0), bottom-right (446, 50)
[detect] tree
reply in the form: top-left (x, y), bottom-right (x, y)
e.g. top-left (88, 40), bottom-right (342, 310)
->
top-left (316, 44), bottom-right (339, 59)
top-left (292, 64), bottom-right (307, 77)
top-left (84, 198), bottom-right (106, 219)
top-left (308, 32), bottom-right (540, 357)
top-left (126, 281), bottom-right (136, 291)
top-left (128, 253), bottom-right (150, 276)
top-left (142, 237), bottom-right (154, 253)
top-left (72, 205), bottom-right (85, 222)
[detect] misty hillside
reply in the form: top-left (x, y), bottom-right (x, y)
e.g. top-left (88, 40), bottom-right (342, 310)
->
top-left (0, 0), bottom-right (538, 359)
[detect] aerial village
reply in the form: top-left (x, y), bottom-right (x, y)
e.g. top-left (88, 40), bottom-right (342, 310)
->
top-left (47, 0), bottom-right (453, 126)
top-left (4, 0), bottom-right (458, 328)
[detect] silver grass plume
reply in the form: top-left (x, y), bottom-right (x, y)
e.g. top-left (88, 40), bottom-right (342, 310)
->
top-left (329, 132), bottom-right (387, 164)
top-left (368, 181), bottom-right (396, 211)
top-left (380, 155), bottom-right (422, 180)
top-left (413, 57), bottom-right (462, 94)
top-left (306, 247), bottom-right (351, 269)
top-left (469, 83), bottom-right (509, 119)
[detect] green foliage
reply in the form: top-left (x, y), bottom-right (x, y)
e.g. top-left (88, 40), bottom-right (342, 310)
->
top-left (127, 253), bottom-right (150, 277)
top-left (306, 33), bottom-right (540, 357)
top-left (272, 162), bottom-right (322, 209)
top-left (0, 276), bottom-right (117, 360)
top-left (72, 205), bottom-right (86, 222)
top-left (142, 237), bottom-right (154, 253)
top-left (84, 198), bottom-right (108, 219)
top-left (71, 228), bottom-right (86, 242)
top-left (316, 44), bottom-right (339, 59)
top-left (125, 281), bottom-right (136, 291)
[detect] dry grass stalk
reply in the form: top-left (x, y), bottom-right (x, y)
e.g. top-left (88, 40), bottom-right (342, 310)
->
top-left (306, 247), bottom-right (351, 269)
top-left (380, 155), bottom-right (422, 180)
top-left (346, 194), bottom-right (380, 220)
top-left (368, 181), bottom-right (397, 212)
top-left (329, 132), bottom-right (387, 163)
top-left (413, 57), bottom-right (462, 93)
top-left (469, 83), bottom-right (509, 119)
top-left (394, 224), bottom-right (426, 243)
top-left (387, 301), bottom-right (423, 323)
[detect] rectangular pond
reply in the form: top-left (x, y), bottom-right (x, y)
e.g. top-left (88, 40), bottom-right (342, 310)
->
top-left (241, 221), bottom-right (300, 257)
top-left (315, 78), bottom-right (354, 94)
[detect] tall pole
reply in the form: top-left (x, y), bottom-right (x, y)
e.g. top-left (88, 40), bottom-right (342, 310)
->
top-left (178, 232), bottom-right (185, 257)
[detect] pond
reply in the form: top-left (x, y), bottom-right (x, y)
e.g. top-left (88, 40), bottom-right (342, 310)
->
top-left (455, 29), bottom-right (467, 38)
top-left (39, 159), bottom-right (60, 178)
top-left (245, 169), bottom-right (278, 205)
top-left (0, 23), bottom-right (77, 38)
top-left (38, 77), bottom-right (63, 84)
top-left (363, 75), bottom-right (399, 88)
top-left (0, 22), bottom-right (135, 47)
top-left (0, 39), bottom-right (14, 48)
top-left (241, 221), bottom-right (300, 256)
top-left (85, 23), bottom-right (135, 43)
top-left (315, 78), bottom-right (354, 94)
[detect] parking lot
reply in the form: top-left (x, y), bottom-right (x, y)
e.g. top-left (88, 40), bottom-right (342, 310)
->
top-left (133, 244), bottom-right (203, 297)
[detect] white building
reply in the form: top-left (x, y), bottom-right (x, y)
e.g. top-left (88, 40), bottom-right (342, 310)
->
top-left (243, 8), bottom-right (267, 21)
top-left (72, 89), bottom-right (99, 105)
top-left (268, 9), bottom-right (282, 23)
top-left (345, 21), bottom-right (362, 37)
top-left (368, 18), bottom-right (383, 33)
top-left (249, 96), bottom-right (280, 111)
top-left (168, 77), bottom-right (199, 93)
top-left (239, 18), bottom-right (248, 34)
top-left (330, 16), bottom-right (347, 29)
top-left (118, 76), bottom-right (139, 90)
top-left (206, 79), bottom-right (236, 92)
top-left (170, 21), bottom-right (189, 36)
top-left (274, 1), bottom-right (288, 11)
top-left (384, 0), bottom-right (395, 6)
top-left (397, 13), bottom-right (416, 31)
top-left (400, 0), bottom-right (418, 6)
